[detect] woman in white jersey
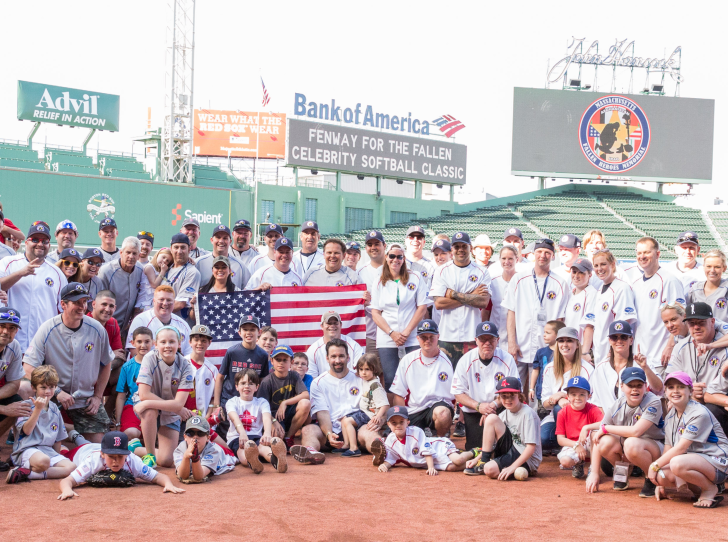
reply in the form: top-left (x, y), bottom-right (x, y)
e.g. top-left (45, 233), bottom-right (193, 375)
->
top-left (688, 250), bottom-right (728, 323)
top-left (590, 320), bottom-right (638, 411)
top-left (540, 327), bottom-right (593, 450)
top-left (583, 249), bottom-right (637, 364)
top-left (565, 257), bottom-right (596, 357)
top-left (490, 246), bottom-right (517, 347)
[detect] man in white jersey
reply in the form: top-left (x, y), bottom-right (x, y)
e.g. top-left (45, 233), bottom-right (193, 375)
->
top-left (404, 226), bottom-right (436, 288)
top-left (97, 218), bottom-right (120, 263)
top-left (358, 231), bottom-right (386, 354)
top-left (305, 311), bottom-right (363, 378)
top-left (46, 220), bottom-right (78, 264)
top-left (343, 241), bottom-right (361, 271)
top-left (230, 219), bottom-right (258, 268)
top-left (391, 320), bottom-right (454, 437)
top-left (631, 237), bottom-right (684, 378)
top-left (503, 238), bottom-right (568, 388)
top-left (245, 237), bottom-right (303, 290)
top-left (195, 225), bottom-right (250, 290)
top-left (180, 218), bottom-right (210, 259)
top-left (162, 233), bottom-right (201, 317)
top-left (0, 222), bottom-right (66, 351)
top-left (431, 239), bottom-right (453, 326)
top-left (665, 231), bottom-right (704, 297)
top-left (451, 321), bottom-right (518, 449)
top-left (303, 238), bottom-right (361, 287)
top-left (292, 220), bottom-right (324, 277)
top-left (553, 234), bottom-right (582, 284)
top-left (565, 258), bottom-right (596, 351)
top-left (249, 223), bottom-right (283, 275)
top-left (126, 285), bottom-right (192, 357)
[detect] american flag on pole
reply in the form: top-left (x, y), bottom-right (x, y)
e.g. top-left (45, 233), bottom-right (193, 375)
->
top-left (432, 114), bottom-right (465, 138)
top-left (261, 77), bottom-right (271, 107)
top-left (200, 285), bottom-right (367, 366)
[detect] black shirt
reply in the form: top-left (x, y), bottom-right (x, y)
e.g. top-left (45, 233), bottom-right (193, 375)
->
top-left (258, 371), bottom-right (307, 412)
top-left (219, 343), bottom-right (270, 404)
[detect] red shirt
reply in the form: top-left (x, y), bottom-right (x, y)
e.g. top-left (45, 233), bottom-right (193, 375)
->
top-left (555, 402), bottom-right (603, 441)
top-left (0, 218), bottom-right (19, 245)
top-left (87, 312), bottom-right (123, 351)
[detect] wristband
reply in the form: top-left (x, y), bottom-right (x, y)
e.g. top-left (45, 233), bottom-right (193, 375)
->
top-left (600, 424), bottom-right (608, 435)
top-left (475, 402), bottom-right (481, 413)
top-left (388, 329), bottom-right (394, 336)
top-left (572, 443), bottom-right (579, 450)
top-left (650, 462), bottom-right (662, 473)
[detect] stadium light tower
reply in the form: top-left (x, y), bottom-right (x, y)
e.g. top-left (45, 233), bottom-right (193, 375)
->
top-left (161, 0), bottom-right (196, 184)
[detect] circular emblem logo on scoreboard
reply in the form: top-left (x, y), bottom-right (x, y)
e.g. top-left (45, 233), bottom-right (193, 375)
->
top-left (578, 95), bottom-right (651, 173)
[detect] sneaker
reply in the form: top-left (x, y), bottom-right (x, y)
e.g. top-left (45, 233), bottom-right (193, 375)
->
top-left (0, 459), bottom-right (10, 473)
top-left (244, 440), bottom-right (264, 474)
top-left (639, 478), bottom-right (656, 498)
top-left (613, 480), bottom-right (629, 491)
top-left (371, 439), bottom-right (387, 467)
top-left (68, 429), bottom-right (82, 444)
top-left (128, 438), bottom-right (143, 453)
top-left (718, 482), bottom-right (725, 495)
top-left (5, 432), bottom-right (14, 446)
top-left (283, 437), bottom-right (295, 452)
top-left (141, 454), bottom-right (157, 468)
top-left (341, 449), bottom-right (362, 457)
top-left (464, 460), bottom-right (486, 476)
top-left (290, 445), bottom-right (326, 465)
top-left (6, 467), bottom-right (31, 484)
top-left (330, 446), bottom-right (348, 454)
top-left (270, 438), bottom-right (288, 473)
top-left (572, 463), bottom-right (585, 479)
top-left (452, 421), bottom-right (466, 438)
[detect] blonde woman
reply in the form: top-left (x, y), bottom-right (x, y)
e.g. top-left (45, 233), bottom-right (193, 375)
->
top-left (688, 249), bottom-right (728, 322)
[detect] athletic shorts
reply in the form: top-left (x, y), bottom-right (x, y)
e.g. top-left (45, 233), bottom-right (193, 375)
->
top-left (557, 439), bottom-right (592, 464)
top-left (0, 394), bottom-right (23, 422)
top-left (713, 466), bottom-right (728, 485)
top-left (492, 427), bottom-right (532, 476)
top-left (62, 404), bottom-right (111, 434)
top-left (280, 403), bottom-right (298, 433)
top-left (228, 436), bottom-right (261, 454)
top-left (343, 409), bottom-right (371, 429)
top-left (409, 401), bottom-right (455, 432)
top-left (20, 447), bottom-right (65, 469)
top-left (463, 411), bottom-right (485, 450)
top-left (120, 404), bottom-right (142, 432)
top-left (438, 341), bottom-right (477, 369)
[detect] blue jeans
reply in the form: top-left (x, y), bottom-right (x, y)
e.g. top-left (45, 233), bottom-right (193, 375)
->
top-left (378, 346), bottom-right (419, 391)
top-left (540, 403), bottom-right (562, 450)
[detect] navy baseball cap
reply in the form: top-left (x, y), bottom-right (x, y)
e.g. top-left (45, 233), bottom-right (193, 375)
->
top-left (406, 226), bottom-right (425, 237)
top-left (365, 230), bottom-right (385, 244)
top-left (265, 223), bottom-right (284, 236)
top-left (137, 231), bottom-right (154, 244)
top-left (171, 233), bottom-right (190, 246)
top-left (475, 321), bottom-right (499, 338)
top-left (685, 302), bottom-right (713, 320)
top-left (558, 234), bottom-right (581, 249)
top-left (571, 258), bottom-right (593, 273)
top-left (503, 227), bottom-right (523, 240)
top-left (98, 217), bottom-right (117, 231)
top-left (608, 320), bottom-right (633, 337)
top-left (621, 367), bottom-right (647, 384)
top-left (432, 239), bottom-right (451, 252)
top-left (417, 319), bottom-right (439, 335)
top-left (0, 307), bottom-right (21, 328)
top-left (386, 405), bottom-right (409, 421)
top-left (239, 314), bottom-right (261, 329)
top-left (212, 224), bottom-right (231, 237)
top-left (61, 282), bottom-right (90, 302)
top-left (233, 219), bottom-right (252, 231)
top-left (182, 218), bottom-right (200, 228)
top-left (534, 238), bottom-right (556, 252)
top-left (101, 431), bottom-right (131, 455)
top-left (275, 237), bottom-right (292, 251)
top-left (27, 222), bottom-right (51, 239)
top-left (676, 231), bottom-right (699, 245)
top-left (82, 247), bottom-right (104, 260)
top-left (496, 376), bottom-right (522, 394)
top-left (345, 241), bottom-right (361, 253)
top-left (451, 231), bottom-right (471, 245)
top-left (565, 376), bottom-right (591, 393)
top-left (59, 248), bottom-right (81, 261)
top-left (302, 220), bottom-right (319, 232)
top-left (272, 345), bottom-right (294, 358)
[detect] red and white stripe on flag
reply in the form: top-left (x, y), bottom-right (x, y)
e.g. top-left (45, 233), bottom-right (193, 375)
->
top-left (271, 284), bottom-right (367, 352)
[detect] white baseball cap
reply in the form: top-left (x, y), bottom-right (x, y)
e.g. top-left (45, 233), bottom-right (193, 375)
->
top-left (473, 234), bottom-right (496, 249)
top-left (55, 220), bottom-right (78, 234)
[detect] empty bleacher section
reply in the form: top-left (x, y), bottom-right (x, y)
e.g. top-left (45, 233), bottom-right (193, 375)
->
top-left (99, 153), bottom-right (151, 181)
top-left (708, 212), bottom-right (728, 247)
top-left (45, 148), bottom-right (99, 176)
top-left (192, 164), bottom-right (245, 189)
top-left (0, 142), bottom-right (45, 170)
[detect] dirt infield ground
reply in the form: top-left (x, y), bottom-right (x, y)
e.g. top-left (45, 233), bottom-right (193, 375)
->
top-left (1, 434), bottom-right (724, 542)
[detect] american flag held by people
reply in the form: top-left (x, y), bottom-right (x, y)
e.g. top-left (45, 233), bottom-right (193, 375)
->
top-left (199, 285), bottom-right (367, 365)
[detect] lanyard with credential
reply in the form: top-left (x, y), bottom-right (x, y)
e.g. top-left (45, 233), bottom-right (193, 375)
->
top-left (166, 264), bottom-right (187, 287)
top-left (533, 270), bottom-right (549, 307)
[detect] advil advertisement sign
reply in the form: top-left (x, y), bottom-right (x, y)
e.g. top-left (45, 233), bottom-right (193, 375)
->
top-left (194, 109), bottom-right (286, 159)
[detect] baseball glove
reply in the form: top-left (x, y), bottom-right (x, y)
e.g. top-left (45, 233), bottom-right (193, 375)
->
top-left (86, 468), bottom-right (136, 487)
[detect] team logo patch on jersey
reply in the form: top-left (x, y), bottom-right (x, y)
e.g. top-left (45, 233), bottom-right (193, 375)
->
top-left (624, 307), bottom-right (635, 313)
top-left (475, 372), bottom-right (481, 382)
top-left (572, 303), bottom-right (582, 312)
top-left (205, 378), bottom-right (211, 386)
top-left (646, 406), bottom-right (657, 414)
top-left (717, 298), bottom-right (727, 309)
top-left (614, 322), bottom-right (624, 331)
top-left (602, 302), bottom-right (609, 312)
top-left (185, 286), bottom-right (195, 293)
top-left (291, 282), bottom-right (299, 287)
top-left (0, 362), bottom-right (8, 372)
top-left (349, 387), bottom-right (360, 396)
top-left (438, 372), bottom-right (449, 382)
top-left (136, 282), bottom-right (141, 290)
top-left (494, 372), bottom-right (505, 382)
top-left (412, 447), bottom-right (420, 455)
top-left (45, 278), bottom-right (54, 287)
top-left (710, 357), bottom-right (721, 366)
top-left (585, 313), bottom-right (595, 321)
top-left (687, 424), bottom-right (698, 433)
top-left (578, 95), bottom-right (651, 173)
top-left (203, 454), bottom-right (213, 461)
top-left (172, 378), bottom-right (179, 386)
top-left (142, 465), bottom-right (149, 475)
top-left (84, 342), bottom-right (94, 352)
top-left (335, 281), bottom-right (344, 287)
top-left (51, 423), bottom-right (58, 431)
top-left (407, 282), bottom-right (416, 290)
top-left (648, 289), bottom-right (658, 299)
top-left (632, 413), bottom-right (641, 423)
top-left (468, 275), bottom-right (478, 283)
top-left (678, 425), bottom-right (686, 435)
top-left (546, 291), bottom-right (556, 300)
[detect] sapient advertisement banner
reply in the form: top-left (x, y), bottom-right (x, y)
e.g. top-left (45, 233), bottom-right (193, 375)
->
top-left (17, 80), bottom-right (120, 131)
top-left (287, 119), bottom-right (467, 184)
top-left (194, 109), bottom-right (286, 158)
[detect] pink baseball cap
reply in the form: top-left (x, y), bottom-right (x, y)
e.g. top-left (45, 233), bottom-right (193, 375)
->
top-left (664, 371), bottom-right (693, 388)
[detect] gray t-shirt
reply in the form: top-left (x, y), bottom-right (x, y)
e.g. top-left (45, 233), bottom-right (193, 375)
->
top-left (666, 332), bottom-right (728, 385)
top-left (688, 280), bottom-right (728, 323)
top-left (12, 399), bottom-right (67, 465)
top-left (24, 315), bottom-right (113, 409)
top-left (303, 264), bottom-right (361, 287)
top-left (601, 391), bottom-right (665, 442)
top-left (499, 404), bottom-right (542, 471)
top-left (98, 259), bottom-right (144, 327)
top-left (195, 253), bottom-right (251, 291)
top-left (0, 339), bottom-right (24, 384)
top-left (136, 350), bottom-right (194, 425)
top-left (665, 399), bottom-right (728, 473)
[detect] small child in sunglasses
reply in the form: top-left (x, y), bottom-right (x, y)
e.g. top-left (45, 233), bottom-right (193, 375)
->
top-left (174, 416), bottom-right (237, 482)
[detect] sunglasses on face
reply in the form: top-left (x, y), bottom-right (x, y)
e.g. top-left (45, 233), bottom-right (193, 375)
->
top-left (86, 260), bottom-right (103, 268)
top-left (28, 237), bottom-right (50, 245)
top-left (610, 334), bottom-right (631, 341)
top-left (185, 430), bottom-right (208, 438)
top-left (408, 235), bottom-right (424, 240)
top-left (61, 260), bottom-right (79, 268)
top-left (388, 254), bottom-right (404, 260)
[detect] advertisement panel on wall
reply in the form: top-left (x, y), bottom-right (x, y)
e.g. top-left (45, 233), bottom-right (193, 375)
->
top-left (193, 109), bottom-right (286, 158)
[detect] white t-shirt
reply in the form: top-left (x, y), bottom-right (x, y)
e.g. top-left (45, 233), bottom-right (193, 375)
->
top-left (305, 334), bottom-right (363, 379)
top-left (451, 347), bottom-right (519, 413)
top-left (565, 285), bottom-right (598, 342)
top-left (663, 260), bottom-right (704, 298)
top-left (370, 273), bottom-right (428, 348)
top-left (70, 444), bottom-right (157, 484)
top-left (358, 264), bottom-right (383, 341)
top-left (502, 270), bottom-right (569, 363)
top-left (303, 264), bottom-right (360, 287)
top-left (126, 309), bottom-right (192, 356)
top-left (390, 349), bottom-right (455, 414)
top-left (309, 370), bottom-right (367, 434)
top-left (489, 274), bottom-right (512, 346)
top-left (245, 264), bottom-right (303, 289)
top-left (430, 261), bottom-right (492, 342)
top-left (581, 278), bottom-right (637, 363)
top-left (631, 268), bottom-right (685, 370)
top-left (225, 396), bottom-right (271, 442)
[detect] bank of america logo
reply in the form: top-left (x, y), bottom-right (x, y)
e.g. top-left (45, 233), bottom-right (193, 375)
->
top-left (432, 115), bottom-right (465, 138)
